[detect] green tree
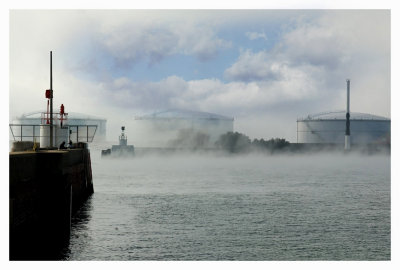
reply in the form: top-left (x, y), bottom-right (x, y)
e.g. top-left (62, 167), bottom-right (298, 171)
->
top-left (251, 137), bottom-right (290, 152)
top-left (169, 129), bottom-right (210, 149)
top-left (215, 132), bottom-right (251, 153)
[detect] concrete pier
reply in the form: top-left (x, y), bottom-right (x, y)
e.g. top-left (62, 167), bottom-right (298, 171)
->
top-left (9, 146), bottom-right (94, 260)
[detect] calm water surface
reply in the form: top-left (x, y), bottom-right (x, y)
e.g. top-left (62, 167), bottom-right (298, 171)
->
top-left (63, 152), bottom-right (390, 260)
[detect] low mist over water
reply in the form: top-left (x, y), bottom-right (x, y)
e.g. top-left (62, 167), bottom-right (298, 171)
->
top-left (63, 151), bottom-right (390, 260)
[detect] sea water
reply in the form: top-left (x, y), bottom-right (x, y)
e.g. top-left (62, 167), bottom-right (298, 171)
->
top-left (62, 151), bottom-right (390, 260)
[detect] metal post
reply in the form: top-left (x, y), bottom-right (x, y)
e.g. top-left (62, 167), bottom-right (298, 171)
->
top-left (50, 51), bottom-right (54, 147)
top-left (20, 125), bottom-right (22, 141)
top-left (87, 126), bottom-right (89, 142)
top-left (345, 79), bottom-right (351, 150)
top-left (77, 127), bottom-right (79, 143)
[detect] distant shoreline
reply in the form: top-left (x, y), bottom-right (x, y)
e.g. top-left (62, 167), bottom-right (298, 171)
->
top-left (127, 143), bottom-right (391, 157)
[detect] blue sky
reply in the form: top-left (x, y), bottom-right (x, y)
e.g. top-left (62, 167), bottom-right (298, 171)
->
top-left (9, 9), bottom-right (391, 141)
top-left (66, 10), bottom-right (315, 83)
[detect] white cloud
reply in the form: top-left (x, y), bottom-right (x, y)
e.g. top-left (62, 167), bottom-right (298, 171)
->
top-left (223, 10), bottom-right (390, 118)
top-left (176, 24), bottom-right (231, 61)
top-left (245, 31), bottom-right (267, 41)
top-left (8, 10), bottom-right (232, 118)
top-left (83, 72), bottom-right (323, 121)
top-left (224, 49), bottom-right (324, 106)
top-left (95, 12), bottom-right (231, 65)
top-left (224, 50), bottom-right (284, 81)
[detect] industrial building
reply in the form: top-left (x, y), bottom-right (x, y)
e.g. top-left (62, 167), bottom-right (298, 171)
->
top-left (10, 111), bottom-right (107, 142)
top-left (297, 111), bottom-right (390, 145)
top-left (132, 109), bottom-right (234, 148)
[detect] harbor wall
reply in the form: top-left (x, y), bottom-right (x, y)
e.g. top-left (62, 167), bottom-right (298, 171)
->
top-left (9, 147), bottom-right (94, 260)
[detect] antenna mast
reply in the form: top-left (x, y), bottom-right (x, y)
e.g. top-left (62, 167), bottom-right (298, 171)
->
top-left (49, 51), bottom-right (54, 147)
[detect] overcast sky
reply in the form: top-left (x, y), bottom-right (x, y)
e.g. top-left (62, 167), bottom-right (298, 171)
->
top-left (9, 9), bottom-right (390, 142)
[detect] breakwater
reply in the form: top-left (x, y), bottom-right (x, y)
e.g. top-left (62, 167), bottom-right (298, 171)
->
top-left (9, 145), bottom-right (93, 260)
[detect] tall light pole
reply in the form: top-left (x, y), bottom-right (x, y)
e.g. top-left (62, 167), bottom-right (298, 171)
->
top-left (49, 51), bottom-right (54, 147)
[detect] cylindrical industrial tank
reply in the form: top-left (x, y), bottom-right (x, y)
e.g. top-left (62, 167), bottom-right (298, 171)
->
top-left (40, 125), bottom-right (69, 148)
top-left (40, 125), bottom-right (55, 148)
top-left (297, 111), bottom-right (390, 144)
top-left (132, 109), bottom-right (234, 148)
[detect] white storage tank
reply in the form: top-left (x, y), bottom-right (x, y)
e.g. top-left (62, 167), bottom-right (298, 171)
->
top-left (132, 109), bottom-right (234, 148)
top-left (39, 125), bottom-right (69, 148)
top-left (297, 111), bottom-right (390, 144)
top-left (39, 125), bottom-right (55, 148)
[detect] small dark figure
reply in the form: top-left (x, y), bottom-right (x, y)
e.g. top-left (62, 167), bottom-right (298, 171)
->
top-left (67, 140), bottom-right (73, 148)
top-left (59, 141), bottom-right (66, 149)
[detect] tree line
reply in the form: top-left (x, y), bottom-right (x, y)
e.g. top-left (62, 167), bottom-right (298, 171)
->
top-left (215, 131), bottom-right (290, 153)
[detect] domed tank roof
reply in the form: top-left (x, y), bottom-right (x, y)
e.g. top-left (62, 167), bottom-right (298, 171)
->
top-left (136, 109), bottom-right (234, 121)
top-left (298, 110), bottom-right (390, 121)
top-left (18, 111), bottom-right (106, 121)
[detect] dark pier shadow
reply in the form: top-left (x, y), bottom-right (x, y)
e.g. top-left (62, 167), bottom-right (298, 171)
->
top-left (10, 195), bottom-right (94, 261)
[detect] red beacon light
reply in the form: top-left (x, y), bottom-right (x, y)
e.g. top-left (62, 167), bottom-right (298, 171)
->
top-left (59, 104), bottom-right (68, 127)
top-left (45, 89), bottom-right (52, 99)
top-left (44, 89), bottom-right (52, 124)
top-left (60, 104), bottom-right (65, 115)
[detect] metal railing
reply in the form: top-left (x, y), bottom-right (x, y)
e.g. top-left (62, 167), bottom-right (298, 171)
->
top-left (41, 112), bottom-right (68, 125)
top-left (9, 124), bottom-right (98, 143)
top-left (68, 125), bottom-right (98, 143)
top-left (9, 124), bottom-right (40, 142)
